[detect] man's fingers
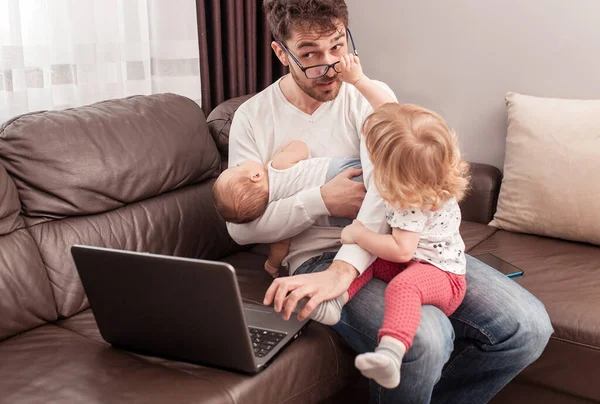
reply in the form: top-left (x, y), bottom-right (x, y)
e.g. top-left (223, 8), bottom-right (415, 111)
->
top-left (273, 280), bottom-right (293, 312)
top-left (351, 181), bottom-right (367, 197)
top-left (263, 278), bottom-right (281, 306)
top-left (297, 294), bottom-right (325, 321)
top-left (341, 167), bottom-right (362, 179)
top-left (282, 286), bottom-right (314, 320)
top-left (353, 180), bottom-right (366, 192)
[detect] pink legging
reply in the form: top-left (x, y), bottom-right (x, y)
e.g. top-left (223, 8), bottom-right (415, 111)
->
top-left (347, 258), bottom-right (467, 350)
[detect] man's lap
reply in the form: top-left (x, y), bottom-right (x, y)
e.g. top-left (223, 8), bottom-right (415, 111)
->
top-left (294, 252), bottom-right (453, 351)
top-left (294, 253), bottom-right (552, 402)
top-left (294, 253), bottom-right (548, 351)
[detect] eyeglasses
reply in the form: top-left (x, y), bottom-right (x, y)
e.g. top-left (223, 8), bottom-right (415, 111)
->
top-left (278, 28), bottom-right (358, 79)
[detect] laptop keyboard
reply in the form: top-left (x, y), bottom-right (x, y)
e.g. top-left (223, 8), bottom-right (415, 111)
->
top-left (249, 327), bottom-right (286, 358)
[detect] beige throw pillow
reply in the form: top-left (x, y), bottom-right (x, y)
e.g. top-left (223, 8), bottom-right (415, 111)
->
top-left (490, 92), bottom-right (600, 246)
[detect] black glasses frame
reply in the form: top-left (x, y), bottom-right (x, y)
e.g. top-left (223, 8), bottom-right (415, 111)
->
top-left (278, 28), bottom-right (358, 79)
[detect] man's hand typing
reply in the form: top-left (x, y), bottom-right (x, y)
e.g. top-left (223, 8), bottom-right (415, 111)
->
top-left (263, 260), bottom-right (359, 321)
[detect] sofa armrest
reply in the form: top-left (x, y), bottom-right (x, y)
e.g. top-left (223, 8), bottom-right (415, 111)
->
top-left (459, 163), bottom-right (502, 225)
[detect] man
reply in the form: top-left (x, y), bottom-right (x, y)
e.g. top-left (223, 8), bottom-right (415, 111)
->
top-left (226, 0), bottom-right (553, 402)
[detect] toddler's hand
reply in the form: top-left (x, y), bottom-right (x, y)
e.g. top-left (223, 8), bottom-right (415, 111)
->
top-left (340, 219), bottom-right (366, 244)
top-left (338, 54), bottom-right (365, 86)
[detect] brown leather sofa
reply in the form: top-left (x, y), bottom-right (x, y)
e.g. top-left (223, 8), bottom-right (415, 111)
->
top-left (0, 93), bottom-right (597, 404)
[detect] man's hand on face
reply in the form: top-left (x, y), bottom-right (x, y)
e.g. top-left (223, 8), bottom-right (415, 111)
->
top-left (320, 167), bottom-right (365, 220)
top-left (263, 260), bottom-right (359, 321)
top-left (339, 54), bottom-right (365, 85)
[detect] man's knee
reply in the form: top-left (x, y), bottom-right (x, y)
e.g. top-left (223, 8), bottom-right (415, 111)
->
top-left (512, 297), bottom-right (553, 364)
top-left (482, 291), bottom-right (553, 370)
top-left (465, 256), bottom-right (553, 365)
top-left (404, 306), bottom-right (454, 378)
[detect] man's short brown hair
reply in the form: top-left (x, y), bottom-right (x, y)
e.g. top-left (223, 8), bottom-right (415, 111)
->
top-left (263, 0), bottom-right (349, 42)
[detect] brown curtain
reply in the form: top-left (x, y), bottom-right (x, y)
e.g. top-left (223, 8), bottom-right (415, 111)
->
top-left (196, 0), bottom-right (287, 116)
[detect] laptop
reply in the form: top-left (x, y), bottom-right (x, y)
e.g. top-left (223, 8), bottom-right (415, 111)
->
top-left (70, 244), bottom-right (311, 373)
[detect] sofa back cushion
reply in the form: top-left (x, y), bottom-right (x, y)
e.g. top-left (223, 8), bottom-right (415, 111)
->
top-left (27, 180), bottom-right (237, 317)
top-left (0, 164), bottom-right (21, 235)
top-left (0, 94), bottom-right (219, 218)
top-left (207, 94), bottom-right (254, 166)
top-left (490, 92), bottom-right (600, 245)
top-left (0, 165), bottom-right (57, 340)
top-left (1, 94), bottom-right (238, 318)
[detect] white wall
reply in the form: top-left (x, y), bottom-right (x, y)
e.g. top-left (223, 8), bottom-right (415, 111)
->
top-left (346, 0), bottom-right (600, 168)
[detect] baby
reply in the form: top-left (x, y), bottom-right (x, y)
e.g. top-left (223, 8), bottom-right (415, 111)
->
top-left (212, 141), bottom-right (362, 276)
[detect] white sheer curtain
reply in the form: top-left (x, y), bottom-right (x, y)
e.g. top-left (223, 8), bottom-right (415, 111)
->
top-left (0, 0), bottom-right (201, 123)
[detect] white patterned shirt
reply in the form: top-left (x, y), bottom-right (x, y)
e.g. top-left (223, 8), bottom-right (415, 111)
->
top-left (385, 197), bottom-right (466, 275)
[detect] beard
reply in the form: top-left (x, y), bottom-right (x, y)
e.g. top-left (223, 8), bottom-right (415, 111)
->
top-left (289, 67), bottom-right (342, 103)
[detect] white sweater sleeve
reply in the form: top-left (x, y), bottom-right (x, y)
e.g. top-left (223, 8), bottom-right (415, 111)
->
top-left (334, 140), bottom-right (390, 274)
top-left (226, 110), bottom-right (330, 245)
top-left (334, 81), bottom-right (397, 274)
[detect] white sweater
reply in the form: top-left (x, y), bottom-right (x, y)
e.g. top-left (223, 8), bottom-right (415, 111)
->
top-left (227, 77), bottom-right (397, 274)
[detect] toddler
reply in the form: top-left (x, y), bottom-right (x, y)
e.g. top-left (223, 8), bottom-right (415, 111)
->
top-left (309, 54), bottom-right (471, 389)
top-left (212, 141), bottom-right (362, 277)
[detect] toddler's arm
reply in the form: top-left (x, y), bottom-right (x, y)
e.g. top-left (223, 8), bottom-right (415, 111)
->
top-left (271, 140), bottom-right (310, 170)
top-left (264, 238), bottom-right (292, 278)
top-left (341, 220), bottom-right (420, 263)
top-left (339, 54), bottom-right (396, 111)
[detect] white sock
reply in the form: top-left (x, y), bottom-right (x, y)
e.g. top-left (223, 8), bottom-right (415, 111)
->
top-left (309, 295), bottom-right (346, 325)
top-left (355, 336), bottom-right (406, 389)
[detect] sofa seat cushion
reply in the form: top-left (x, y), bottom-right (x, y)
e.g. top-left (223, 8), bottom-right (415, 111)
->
top-left (54, 249), bottom-right (362, 404)
top-left (469, 229), bottom-right (600, 401)
top-left (220, 249), bottom-right (279, 303)
top-left (55, 308), bottom-right (360, 404)
top-left (460, 220), bottom-right (498, 252)
top-left (0, 325), bottom-right (232, 404)
top-left (491, 380), bottom-right (595, 404)
top-left (56, 309), bottom-right (360, 404)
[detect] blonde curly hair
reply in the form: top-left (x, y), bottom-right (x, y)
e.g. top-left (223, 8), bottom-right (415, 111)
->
top-left (363, 103), bottom-right (470, 211)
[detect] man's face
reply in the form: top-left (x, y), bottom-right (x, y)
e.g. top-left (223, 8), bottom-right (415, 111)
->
top-left (283, 23), bottom-right (349, 102)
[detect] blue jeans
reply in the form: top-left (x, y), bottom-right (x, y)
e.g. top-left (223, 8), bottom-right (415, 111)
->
top-left (295, 253), bottom-right (553, 404)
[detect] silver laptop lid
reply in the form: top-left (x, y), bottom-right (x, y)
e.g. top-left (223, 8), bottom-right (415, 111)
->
top-left (71, 245), bottom-right (259, 373)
